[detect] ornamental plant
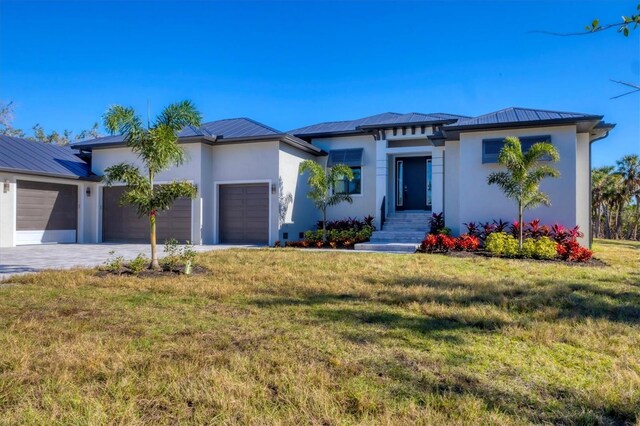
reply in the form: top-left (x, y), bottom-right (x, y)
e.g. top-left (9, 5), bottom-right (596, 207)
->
top-left (455, 234), bottom-right (480, 251)
top-left (419, 234), bottom-right (456, 253)
top-left (487, 136), bottom-right (560, 249)
top-left (521, 236), bottom-right (557, 259)
top-left (557, 240), bottom-right (593, 262)
top-left (485, 232), bottom-right (519, 257)
top-left (102, 101), bottom-right (201, 269)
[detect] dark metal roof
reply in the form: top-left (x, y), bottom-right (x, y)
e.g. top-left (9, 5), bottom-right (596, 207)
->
top-left (444, 107), bottom-right (603, 131)
top-left (289, 112), bottom-right (469, 137)
top-left (0, 135), bottom-right (94, 179)
top-left (73, 117), bottom-right (282, 149)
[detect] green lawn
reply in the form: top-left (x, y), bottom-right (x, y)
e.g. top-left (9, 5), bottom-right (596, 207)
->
top-left (1, 240), bottom-right (639, 425)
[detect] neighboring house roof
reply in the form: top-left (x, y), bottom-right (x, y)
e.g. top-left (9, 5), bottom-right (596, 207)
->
top-left (289, 112), bottom-right (469, 137)
top-left (72, 117), bottom-right (323, 155)
top-left (443, 107), bottom-right (604, 131)
top-left (0, 135), bottom-right (95, 180)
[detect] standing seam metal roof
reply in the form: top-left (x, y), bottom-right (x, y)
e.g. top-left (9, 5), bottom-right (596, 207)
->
top-left (0, 135), bottom-right (92, 179)
top-left (445, 107), bottom-right (602, 128)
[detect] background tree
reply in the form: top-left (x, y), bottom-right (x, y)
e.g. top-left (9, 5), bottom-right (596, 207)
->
top-left (0, 101), bottom-right (25, 137)
top-left (102, 100), bottom-right (201, 269)
top-left (299, 160), bottom-right (354, 243)
top-left (487, 137), bottom-right (560, 249)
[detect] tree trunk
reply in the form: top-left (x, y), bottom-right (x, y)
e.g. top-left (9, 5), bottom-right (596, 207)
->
top-left (604, 206), bottom-right (612, 239)
top-left (616, 203), bottom-right (624, 239)
top-left (150, 211), bottom-right (160, 269)
top-left (518, 203), bottom-right (524, 250)
top-left (322, 207), bottom-right (327, 243)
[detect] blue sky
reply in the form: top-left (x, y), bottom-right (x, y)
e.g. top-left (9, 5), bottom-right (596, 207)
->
top-left (0, 0), bottom-right (638, 167)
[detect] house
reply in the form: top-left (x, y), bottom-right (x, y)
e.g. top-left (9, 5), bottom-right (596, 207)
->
top-left (0, 107), bottom-right (614, 249)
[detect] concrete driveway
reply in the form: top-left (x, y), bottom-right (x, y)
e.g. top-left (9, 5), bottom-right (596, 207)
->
top-left (0, 243), bottom-right (256, 280)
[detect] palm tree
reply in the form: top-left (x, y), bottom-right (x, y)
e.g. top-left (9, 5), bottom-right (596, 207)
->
top-left (487, 136), bottom-right (560, 249)
top-left (616, 154), bottom-right (640, 239)
top-left (299, 160), bottom-right (354, 243)
top-left (102, 100), bottom-right (202, 269)
top-left (591, 166), bottom-right (615, 238)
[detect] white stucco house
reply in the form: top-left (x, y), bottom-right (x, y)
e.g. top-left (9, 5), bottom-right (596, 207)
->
top-left (0, 107), bottom-right (613, 250)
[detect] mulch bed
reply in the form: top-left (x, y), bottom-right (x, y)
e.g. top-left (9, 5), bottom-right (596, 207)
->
top-left (443, 250), bottom-right (607, 267)
top-left (96, 265), bottom-right (210, 278)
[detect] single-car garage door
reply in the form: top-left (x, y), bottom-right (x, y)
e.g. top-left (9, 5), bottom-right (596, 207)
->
top-left (219, 183), bottom-right (269, 244)
top-left (16, 180), bottom-right (78, 245)
top-left (102, 186), bottom-right (192, 243)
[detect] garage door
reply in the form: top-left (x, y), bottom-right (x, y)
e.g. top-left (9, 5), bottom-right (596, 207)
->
top-left (16, 180), bottom-right (78, 245)
top-left (102, 186), bottom-right (192, 243)
top-left (219, 183), bottom-right (269, 244)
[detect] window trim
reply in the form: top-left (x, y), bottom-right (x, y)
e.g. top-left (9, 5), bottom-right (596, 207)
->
top-left (482, 135), bottom-right (552, 164)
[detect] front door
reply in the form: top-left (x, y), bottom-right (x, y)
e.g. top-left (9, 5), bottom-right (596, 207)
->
top-left (396, 157), bottom-right (432, 211)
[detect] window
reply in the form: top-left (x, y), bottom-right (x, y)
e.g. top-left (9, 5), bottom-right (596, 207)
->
top-left (327, 148), bottom-right (364, 167)
top-left (334, 167), bottom-right (361, 195)
top-left (482, 135), bottom-right (552, 163)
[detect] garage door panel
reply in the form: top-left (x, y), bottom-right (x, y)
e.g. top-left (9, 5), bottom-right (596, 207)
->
top-left (219, 183), bottom-right (269, 244)
top-left (17, 181), bottom-right (78, 232)
top-left (103, 186), bottom-right (192, 243)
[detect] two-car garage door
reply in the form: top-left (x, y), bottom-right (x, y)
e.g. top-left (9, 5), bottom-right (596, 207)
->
top-left (16, 180), bottom-right (78, 245)
top-left (102, 186), bottom-right (192, 243)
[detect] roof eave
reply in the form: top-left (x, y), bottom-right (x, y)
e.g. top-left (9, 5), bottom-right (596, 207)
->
top-left (443, 116), bottom-right (604, 132)
top-left (356, 118), bottom-right (459, 131)
top-left (0, 167), bottom-right (100, 181)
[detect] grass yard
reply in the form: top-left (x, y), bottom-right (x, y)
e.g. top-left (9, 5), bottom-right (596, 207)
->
top-left (1, 240), bottom-right (639, 425)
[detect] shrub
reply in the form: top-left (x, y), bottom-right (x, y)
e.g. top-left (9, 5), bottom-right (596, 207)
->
top-left (557, 240), bottom-right (593, 262)
top-left (128, 253), bottom-right (149, 273)
top-left (455, 234), bottom-right (480, 251)
top-left (419, 233), bottom-right (456, 253)
top-left (161, 238), bottom-right (181, 271)
top-left (316, 216), bottom-right (375, 232)
top-left (304, 219), bottom-right (374, 249)
top-left (103, 250), bottom-right (124, 274)
top-left (429, 212), bottom-right (445, 234)
top-left (521, 237), bottom-right (556, 259)
top-left (485, 232), bottom-right (519, 257)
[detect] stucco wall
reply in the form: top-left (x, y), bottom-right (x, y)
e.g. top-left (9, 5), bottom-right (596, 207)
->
top-left (278, 142), bottom-right (318, 241)
top-left (446, 125), bottom-right (588, 245)
top-left (443, 140), bottom-right (461, 234)
top-left (310, 135), bottom-right (377, 221)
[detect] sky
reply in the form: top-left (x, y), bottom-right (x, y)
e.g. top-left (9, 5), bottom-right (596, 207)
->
top-left (0, 0), bottom-right (638, 167)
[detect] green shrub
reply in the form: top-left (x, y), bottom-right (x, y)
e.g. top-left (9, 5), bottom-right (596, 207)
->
top-left (521, 237), bottom-right (557, 259)
top-left (485, 232), bottom-right (519, 257)
top-left (161, 238), bottom-right (181, 271)
top-left (103, 250), bottom-right (124, 274)
top-left (128, 253), bottom-right (149, 273)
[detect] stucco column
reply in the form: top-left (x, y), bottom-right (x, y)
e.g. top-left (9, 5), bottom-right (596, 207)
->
top-left (0, 175), bottom-right (16, 247)
top-left (375, 138), bottom-right (388, 229)
top-left (431, 146), bottom-right (444, 215)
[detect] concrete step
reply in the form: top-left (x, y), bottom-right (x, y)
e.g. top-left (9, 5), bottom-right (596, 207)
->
top-left (381, 224), bottom-right (429, 232)
top-left (354, 242), bottom-right (419, 253)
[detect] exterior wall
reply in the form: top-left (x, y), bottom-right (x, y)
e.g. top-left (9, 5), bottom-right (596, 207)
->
top-left (211, 141), bottom-right (280, 245)
top-left (443, 140), bottom-right (461, 234)
top-left (0, 172), bottom-right (99, 247)
top-left (576, 133), bottom-right (591, 244)
top-left (278, 142), bottom-right (318, 242)
top-left (92, 143), bottom-right (203, 244)
top-left (446, 125), bottom-right (588, 245)
top-left (310, 135), bottom-right (377, 222)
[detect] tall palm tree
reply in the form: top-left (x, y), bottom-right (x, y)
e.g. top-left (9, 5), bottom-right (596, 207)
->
top-left (616, 154), bottom-right (640, 239)
top-left (591, 166), bottom-right (615, 238)
top-left (299, 160), bottom-right (354, 243)
top-left (102, 100), bottom-right (202, 269)
top-left (487, 136), bottom-right (560, 249)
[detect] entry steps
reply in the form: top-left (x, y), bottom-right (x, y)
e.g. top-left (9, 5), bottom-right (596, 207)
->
top-left (355, 211), bottom-right (430, 253)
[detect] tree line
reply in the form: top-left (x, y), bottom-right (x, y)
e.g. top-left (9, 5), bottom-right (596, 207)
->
top-left (592, 155), bottom-right (640, 240)
top-left (0, 101), bottom-right (101, 144)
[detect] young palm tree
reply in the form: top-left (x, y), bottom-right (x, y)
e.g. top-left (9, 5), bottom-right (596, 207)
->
top-left (102, 100), bottom-right (202, 269)
top-left (299, 160), bottom-right (354, 243)
top-left (487, 136), bottom-right (560, 249)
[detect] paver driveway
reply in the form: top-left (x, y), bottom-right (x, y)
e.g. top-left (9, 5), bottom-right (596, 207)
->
top-left (0, 243), bottom-right (254, 280)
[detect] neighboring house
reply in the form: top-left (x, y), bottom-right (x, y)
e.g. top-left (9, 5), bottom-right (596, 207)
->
top-left (0, 108), bottom-right (614, 248)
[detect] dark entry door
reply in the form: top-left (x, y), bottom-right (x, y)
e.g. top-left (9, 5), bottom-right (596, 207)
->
top-left (396, 157), bottom-right (428, 210)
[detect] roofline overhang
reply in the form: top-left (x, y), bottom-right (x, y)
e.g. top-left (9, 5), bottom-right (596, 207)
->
top-left (442, 116), bottom-right (604, 132)
top-left (0, 167), bottom-right (101, 181)
top-left (356, 118), bottom-right (459, 131)
top-left (78, 133), bottom-right (325, 156)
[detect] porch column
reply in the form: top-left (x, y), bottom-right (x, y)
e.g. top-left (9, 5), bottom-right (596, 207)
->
top-left (431, 146), bottom-right (444, 214)
top-left (375, 137), bottom-right (388, 229)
